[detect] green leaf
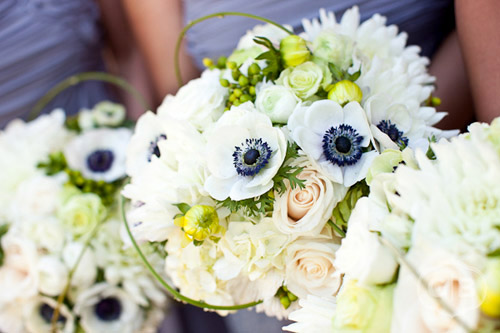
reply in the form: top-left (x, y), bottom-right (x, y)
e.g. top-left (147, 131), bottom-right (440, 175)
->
top-left (331, 180), bottom-right (370, 230)
top-left (327, 220), bottom-right (346, 237)
top-left (193, 239), bottom-right (204, 247)
top-left (273, 142), bottom-right (306, 195)
top-left (426, 136), bottom-right (437, 160)
top-left (347, 69), bottom-right (361, 82)
top-left (217, 191), bottom-right (274, 217)
top-left (0, 224), bottom-right (9, 267)
top-left (173, 203), bottom-right (192, 215)
top-left (487, 247), bottom-right (500, 257)
top-left (328, 62), bottom-right (361, 83)
top-left (254, 36), bottom-right (283, 81)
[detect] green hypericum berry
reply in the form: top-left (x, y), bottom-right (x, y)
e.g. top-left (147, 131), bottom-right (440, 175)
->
top-left (233, 88), bottom-right (242, 98)
top-left (217, 56), bottom-right (227, 68)
top-left (219, 78), bottom-right (230, 87)
top-left (238, 75), bottom-right (249, 87)
top-left (240, 94), bottom-right (252, 103)
top-left (231, 70), bottom-right (240, 80)
top-left (202, 58), bottom-right (214, 68)
top-left (233, 100), bottom-right (241, 107)
top-left (287, 292), bottom-right (298, 302)
top-left (248, 63), bottom-right (260, 75)
top-left (249, 86), bottom-right (256, 96)
top-left (229, 94), bottom-right (237, 102)
top-left (280, 296), bottom-right (291, 309)
top-left (250, 76), bottom-right (260, 86)
top-left (226, 61), bottom-right (237, 70)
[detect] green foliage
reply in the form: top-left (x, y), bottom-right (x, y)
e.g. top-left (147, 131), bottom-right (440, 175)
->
top-left (37, 152), bottom-right (67, 175)
top-left (65, 115), bottom-right (81, 132)
top-left (426, 135), bottom-right (437, 160)
top-left (218, 190), bottom-right (274, 217)
top-left (0, 224), bottom-right (9, 266)
top-left (328, 62), bottom-right (361, 84)
top-left (254, 36), bottom-right (283, 81)
top-left (487, 247), bottom-right (500, 257)
top-left (275, 285), bottom-right (298, 309)
top-left (174, 203), bottom-right (192, 215)
top-left (273, 142), bottom-right (306, 195)
top-left (331, 180), bottom-right (370, 231)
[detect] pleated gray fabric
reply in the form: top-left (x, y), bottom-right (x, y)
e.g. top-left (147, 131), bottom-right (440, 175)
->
top-left (0, 0), bottom-right (112, 127)
top-left (184, 0), bottom-right (454, 69)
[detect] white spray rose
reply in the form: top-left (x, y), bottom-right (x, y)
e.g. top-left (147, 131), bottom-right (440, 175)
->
top-left (277, 61), bottom-right (323, 100)
top-left (255, 83), bottom-right (299, 124)
top-left (391, 242), bottom-right (480, 333)
top-left (285, 238), bottom-right (342, 298)
top-left (37, 255), bottom-right (68, 296)
top-left (274, 157), bottom-right (347, 236)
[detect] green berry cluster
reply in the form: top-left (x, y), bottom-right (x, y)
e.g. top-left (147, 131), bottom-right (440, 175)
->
top-left (65, 115), bottom-right (81, 132)
top-left (38, 152), bottom-right (123, 207)
top-left (275, 285), bottom-right (298, 309)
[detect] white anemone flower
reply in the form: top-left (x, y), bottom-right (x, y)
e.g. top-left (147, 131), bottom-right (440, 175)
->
top-left (204, 102), bottom-right (287, 200)
top-left (64, 128), bottom-right (132, 182)
top-left (75, 283), bottom-right (143, 333)
top-left (24, 296), bottom-right (75, 333)
top-left (288, 100), bottom-right (378, 186)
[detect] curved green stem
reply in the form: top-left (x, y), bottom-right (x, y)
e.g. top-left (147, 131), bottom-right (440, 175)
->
top-left (29, 72), bottom-right (151, 121)
top-left (175, 12), bottom-right (294, 86)
top-left (121, 195), bottom-right (263, 311)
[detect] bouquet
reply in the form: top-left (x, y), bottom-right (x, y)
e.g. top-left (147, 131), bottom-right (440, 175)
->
top-left (123, 6), bottom-right (455, 319)
top-left (285, 118), bottom-right (500, 332)
top-left (0, 103), bottom-right (167, 333)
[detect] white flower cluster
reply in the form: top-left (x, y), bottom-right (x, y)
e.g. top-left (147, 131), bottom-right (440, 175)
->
top-left (124, 7), bottom-right (458, 322)
top-left (0, 109), bottom-right (167, 333)
top-left (285, 119), bottom-right (500, 332)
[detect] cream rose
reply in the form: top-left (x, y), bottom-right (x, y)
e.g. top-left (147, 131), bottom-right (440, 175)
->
top-left (277, 61), bottom-right (323, 100)
top-left (285, 238), bottom-right (341, 298)
top-left (391, 242), bottom-right (480, 333)
top-left (273, 158), bottom-right (347, 236)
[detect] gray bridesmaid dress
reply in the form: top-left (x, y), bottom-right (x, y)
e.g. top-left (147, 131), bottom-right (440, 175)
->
top-left (0, 0), bottom-right (112, 127)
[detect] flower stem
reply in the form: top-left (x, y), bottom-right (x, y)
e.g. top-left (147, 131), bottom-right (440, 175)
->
top-left (29, 72), bottom-right (150, 121)
top-left (121, 195), bottom-right (263, 311)
top-left (175, 12), bottom-right (294, 86)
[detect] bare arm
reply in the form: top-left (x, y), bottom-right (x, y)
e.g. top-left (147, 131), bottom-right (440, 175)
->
top-left (97, 0), bottom-right (156, 120)
top-left (455, 0), bottom-right (500, 123)
top-left (429, 30), bottom-right (474, 131)
top-left (121, 0), bottom-right (200, 103)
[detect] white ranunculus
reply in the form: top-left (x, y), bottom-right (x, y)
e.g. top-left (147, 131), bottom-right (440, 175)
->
top-left (255, 82), bottom-right (299, 124)
top-left (283, 295), bottom-right (337, 333)
top-left (64, 127), bottom-right (132, 182)
top-left (62, 242), bottom-right (97, 289)
top-left (9, 173), bottom-right (65, 221)
top-left (75, 283), bottom-right (143, 333)
top-left (277, 61), bottom-right (323, 100)
top-left (24, 296), bottom-right (75, 333)
top-left (37, 255), bottom-right (68, 296)
top-left (92, 101), bottom-right (126, 127)
top-left (288, 100), bottom-right (378, 186)
top-left (158, 69), bottom-right (228, 132)
top-left (273, 157), bottom-right (347, 236)
top-left (285, 238), bottom-right (342, 299)
top-left (335, 197), bottom-right (398, 285)
top-left (391, 242), bottom-right (480, 333)
top-left (204, 103), bottom-right (287, 200)
top-left (214, 217), bottom-right (291, 282)
top-left (21, 217), bottom-right (66, 254)
top-left (0, 233), bottom-right (38, 303)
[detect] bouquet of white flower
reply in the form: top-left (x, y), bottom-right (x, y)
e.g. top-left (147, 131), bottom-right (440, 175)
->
top-left (123, 7), bottom-right (456, 319)
top-left (285, 118), bottom-right (500, 332)
top-left (0, 104), bottom-right (167, 333)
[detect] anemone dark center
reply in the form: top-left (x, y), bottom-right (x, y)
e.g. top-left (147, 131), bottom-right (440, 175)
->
top-left (322, 124), bottom-right (363, 167)
top-left (94, 297), bottom-right (122, 322)
top-left (335, 136), bottom-right (352, 154)
top-left (376, 120), bottom-right (409, 148)
top-left (39, 303), bottom-right (66, 324)
top-left (86, 150), bottom-right (114, 173)
top-left (148, 134), bottom-right (167, 161)
top-left (233, 138), bottom-right (272, 177)
top-left (243, 149), bottom-right (260, 165)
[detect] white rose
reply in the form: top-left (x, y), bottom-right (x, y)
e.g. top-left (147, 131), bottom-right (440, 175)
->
top-left (62, 242), bottom-right (97, 288)
top-left (9, 173), bottom-right (65, 221)
top-left (21, 217), bottom-right (66, 254)
top-left (274, 158), bottom-right (347, 236)
top-left (157, 69), bottom-right (228, 132)
top-left (335, 197), bottom-right (398, 285)
top-left (37, 255), bottom-right (68, 296)
top-left (285, 238), bottom-right (342, 298)
top-left (0, 233), bottom-right (38, 303)
top-left (255, 83), bottom-right (299, 124)
top-left (391, 242), bottom-right (480, 333)
top-left (277, 61), bottom-right (323, 100)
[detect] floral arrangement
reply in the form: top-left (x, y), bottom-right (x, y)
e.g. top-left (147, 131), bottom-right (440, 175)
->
top-left (123, 6), bottom-right (456, 319)
top-left (285, 118), bottom-right (500, 333)
top-left (0, 103), bottom-right (167, 333)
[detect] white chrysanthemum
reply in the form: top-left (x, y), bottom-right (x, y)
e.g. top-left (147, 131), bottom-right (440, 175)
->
top-left (214, 217), bottom-right (291, 282)
top-left (158, 69), bottom-right (228, 132)
top-left (204, 103), bottom-right (287, 200)
top-left (64, 127), bottom-right (131, 182)
top-left (24, 296), bottom-right (75, 333)
top-left (393, 129), bottom-right (500, 264)
top-left (288, 100), bottom-right (378, 186)
top-left (283, 295), bottom-right (336, 333)
top-left (75, 283), bottom-right (144, 333)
